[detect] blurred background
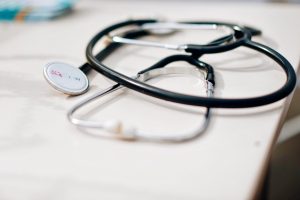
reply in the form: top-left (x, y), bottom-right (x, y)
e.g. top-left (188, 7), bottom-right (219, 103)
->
top-left (0, 0), bottom-right (299, 200)
top-left (0, 0), bottom-right (299, 22)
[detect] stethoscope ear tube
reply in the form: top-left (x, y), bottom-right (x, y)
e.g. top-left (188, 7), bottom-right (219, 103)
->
top-left (68, 57), bottom-right (213, 143)
top-left (67, 84), bottom-right (211, 143)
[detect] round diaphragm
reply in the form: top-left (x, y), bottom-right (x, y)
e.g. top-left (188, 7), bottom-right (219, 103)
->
top-left (43, 62), bottom-right (89, 95)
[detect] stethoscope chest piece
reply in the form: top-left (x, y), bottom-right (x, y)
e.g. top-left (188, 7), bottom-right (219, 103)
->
top-left (43, 62), bottom-right (89, 95)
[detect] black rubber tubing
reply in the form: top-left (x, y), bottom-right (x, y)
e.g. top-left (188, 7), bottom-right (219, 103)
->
top-left (85, 19), bottom-right (296, 108)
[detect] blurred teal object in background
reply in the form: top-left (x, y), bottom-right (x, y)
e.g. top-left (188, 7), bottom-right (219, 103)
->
top-left (0, 0), bottom-right (77, 21)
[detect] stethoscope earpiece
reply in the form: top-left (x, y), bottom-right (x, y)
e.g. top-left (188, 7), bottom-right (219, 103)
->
top-left (43, 62), bottom-right (89, 95)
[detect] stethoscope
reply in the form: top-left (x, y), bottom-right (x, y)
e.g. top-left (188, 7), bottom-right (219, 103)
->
top-left (44, 19), bottom-right (296, 142)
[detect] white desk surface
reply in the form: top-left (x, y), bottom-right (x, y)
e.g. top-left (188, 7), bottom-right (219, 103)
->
top-left (1, 1), bottom-right (300, 200)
